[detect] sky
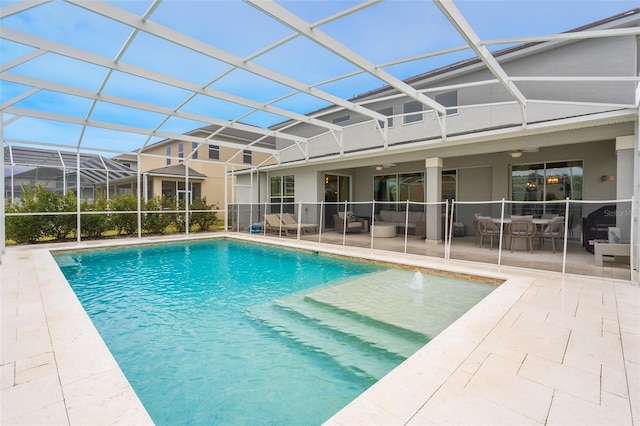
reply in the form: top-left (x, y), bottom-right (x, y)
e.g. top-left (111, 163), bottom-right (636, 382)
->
top-left (1, 0), bottom-right (638, 155)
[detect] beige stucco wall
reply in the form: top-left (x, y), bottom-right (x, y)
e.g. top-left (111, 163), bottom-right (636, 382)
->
top-left (140, 140), bottom-right (274, 206)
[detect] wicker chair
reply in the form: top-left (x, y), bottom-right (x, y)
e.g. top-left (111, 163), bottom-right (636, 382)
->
top-left (333, 213), bottom-right (364, 233)
top-left (507, 219), bottom-right (537, 253)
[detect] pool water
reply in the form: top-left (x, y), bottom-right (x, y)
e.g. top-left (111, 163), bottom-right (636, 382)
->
top-left (54, 239), bottom-right (496, 425)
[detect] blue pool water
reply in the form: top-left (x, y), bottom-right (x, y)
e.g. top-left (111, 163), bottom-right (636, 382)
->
top-left (54, 239), bottom-right (495, 425)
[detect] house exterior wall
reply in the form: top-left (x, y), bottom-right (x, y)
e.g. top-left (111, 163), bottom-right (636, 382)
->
top-left (275, 34), bottom-right (637, 164)
top-left (140, 140), bottom-right (273, 207)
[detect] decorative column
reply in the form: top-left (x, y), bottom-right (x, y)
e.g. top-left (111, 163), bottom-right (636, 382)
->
top-left (425, 157), bottom-right (443, 244)
top-left (616, 135), bottom-right (634, 240)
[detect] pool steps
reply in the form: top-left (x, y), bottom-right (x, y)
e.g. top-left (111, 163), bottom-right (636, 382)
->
top-left (274, 296), bottom-right (426, 359)
top-left (245, 274), bottom-right (432, 382)
top-left (246, 300), bottom-right (404, 381)
top-left (246, 269), bottom-right (495, 382)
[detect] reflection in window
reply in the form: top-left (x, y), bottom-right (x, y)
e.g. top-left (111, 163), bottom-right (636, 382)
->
top-left (243, 150), bottom-right (252, 164)
top-left (399, 173), bottom-right (425, 202)
top-left (376, 107), bottom-right (393, 129)
top-left (442, 170), bottom-right (457, 202)
top-left (374, 173), bottom-right (425, 203)
top-left (374, 175), bottom-right (397, 202)
top-left (435, 90), bottom-right (458, 116)
top-left (270, 175), bottom-right (295, 205)
top-left (209, 145), bottom-right (220, 160)
top-left (511, 160), bottom-right (583, 216)
top-left (403, 101), bottom-right (423, 124)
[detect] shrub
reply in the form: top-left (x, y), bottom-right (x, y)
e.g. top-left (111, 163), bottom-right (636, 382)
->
top-left (4, 184), bottom-right (76, 243)
top-left (143, 196), bottom-right (173, 234)
top-left (51, 191), bottom-right (77, 240)
top-left (80, 194), bottom-right (109, 239)
top-left (190, 197), bottom-right (218, 232)
top-left (110, 194), bottom-right (139, 235)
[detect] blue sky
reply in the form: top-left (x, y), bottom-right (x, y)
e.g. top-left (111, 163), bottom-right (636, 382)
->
top-left (1, 0), bottom-right (638, 154)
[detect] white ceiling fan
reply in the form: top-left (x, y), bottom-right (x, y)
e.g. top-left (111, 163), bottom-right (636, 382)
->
top-left (507, 148), bottom-right (539, 158)
top-left (372, 163), bottom-right (396, 171)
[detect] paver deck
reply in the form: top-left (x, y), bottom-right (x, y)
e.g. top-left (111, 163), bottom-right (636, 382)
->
top-left (1, 233), bottom-right (638, 425)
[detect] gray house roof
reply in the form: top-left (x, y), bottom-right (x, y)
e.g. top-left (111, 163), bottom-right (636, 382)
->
top-left (145, 164), bottom-right (207, 179)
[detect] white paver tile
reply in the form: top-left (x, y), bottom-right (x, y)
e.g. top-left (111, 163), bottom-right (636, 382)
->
top-left (311, 393), bottom-right (405, 426)
top-left (15, 351), bottom-right (57, 385)
top-left (602, 364), bottom-right (629, 399)
top-left (1, 400), bottom-right (69, 426)
top-left (63, 367), bottom-right (153, 426)
top-left (410, 387), bottom-right (543, 425)
top-left (356, 355), bottom-right (450, 422)
top-left (518, 353), bottom-right (600, 404)
top-left (563, 329), bottom-right (625, 374)
top-left (1, 362), bottom-right (15, 389)
top-left (464, 353), bottom-right (553, 423)
top-left (547, 389), bottom-right (632, 425)
top-left (1, 372), bottom-right (64, 420)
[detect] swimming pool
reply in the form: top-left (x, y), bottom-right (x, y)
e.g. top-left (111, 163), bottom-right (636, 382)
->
top-left (54, 239), bottom-right (496, 424)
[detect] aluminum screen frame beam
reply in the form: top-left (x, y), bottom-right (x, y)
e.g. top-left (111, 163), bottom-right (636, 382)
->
top-left (65, 0), bottom-right (388, 125)
top-left (246, 0), bottom-right (448, 119)
top-left (434, 0), bottom-right (528, 114)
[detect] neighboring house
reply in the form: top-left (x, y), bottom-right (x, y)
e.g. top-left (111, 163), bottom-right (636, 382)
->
top-left (113, 125), bottom-right (277, 207)
top-left (234, 9), bottom-right (638, 242)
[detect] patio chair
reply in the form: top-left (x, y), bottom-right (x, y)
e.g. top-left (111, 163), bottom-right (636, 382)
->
top-left (333, 212), bottom-right (364, 233)
top-left (540, 217), bottom-right (565, 253)
top-left (476, 218), bottom-right (501, 250)
top-left (264, 214), bottom-right (299, 237)
top-left (279, 213), bottom-right (318, 234)
top-left (507, 218), bottom-right (536, 253)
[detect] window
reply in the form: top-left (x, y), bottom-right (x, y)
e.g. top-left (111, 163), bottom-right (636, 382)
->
top-left (435, 90), bottom-right (458, 116)
top-left (209, 145), bottom-right (219, 160)
top-left (166, 147), bottom-right (171, 165)
top-left (270, 175), bottom-right (295, 204)
top-left (511, 160), bottom-right (583, 216)
top-left (192, 142), bottom-right (198, 159)
top-left (243, 150), bottom-right (252, 164)
top-left (376, 107), bottom-right (393, 129)
top-left (324, 174), bottom-right (350, 202)
top-left (442, 170), bottom-right (457, 203)
top-left (374, 173), bottom-right (425, 202)
top-left (403, 101), bottom-right (423, 124)
top-left (178, 143), bottom-right (184, 162)
top-left (332, 114), bottom-right (350, 124)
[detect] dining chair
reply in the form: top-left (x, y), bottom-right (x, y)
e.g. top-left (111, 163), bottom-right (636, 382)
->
top-left (507, 219), bottom-right (536, 253)
top-left (540, 218), bottom-right (565, 253)
top-left (477, 218), bottom-right (501, 250)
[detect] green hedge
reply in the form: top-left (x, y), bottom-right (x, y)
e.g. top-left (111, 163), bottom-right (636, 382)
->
top-left (5, 184), bottom-right (219, 244)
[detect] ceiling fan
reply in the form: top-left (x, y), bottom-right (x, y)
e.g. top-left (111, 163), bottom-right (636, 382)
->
top-left (507, 148), bottom-right (539, 158)
top-left (372, 163), bottom-right (396, 171)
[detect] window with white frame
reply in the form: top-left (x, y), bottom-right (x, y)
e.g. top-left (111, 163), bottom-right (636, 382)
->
top-left (403, 101), bottom-right (423, 124)
top-left (192, 142), bottom-right (198, 159)
top-left (166, 147), bottom-right (171, 165)
top-left (270, 175), bottom-right (295, 205)
top-left (243, 150), bottom-right (252, 164)
top-left (209, 145), bottom-right (219, 160)
top-left (178, 143), bottom-right (184, 162)
top-left (435, 90), bottom-right (458, 116)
